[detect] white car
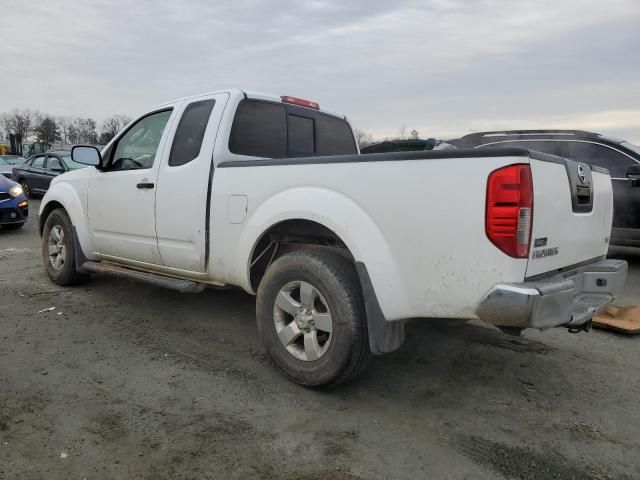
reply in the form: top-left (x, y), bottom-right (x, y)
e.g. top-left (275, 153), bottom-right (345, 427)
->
top-left (39, 89), bottom-right (627, 386)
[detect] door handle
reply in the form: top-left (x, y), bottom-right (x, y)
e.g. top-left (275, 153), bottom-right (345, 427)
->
top-left (136, 182), bottom-right (155, 189)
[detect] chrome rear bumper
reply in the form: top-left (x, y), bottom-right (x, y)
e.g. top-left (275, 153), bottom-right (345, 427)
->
top-left (476, 259), bottom-right (628, 329)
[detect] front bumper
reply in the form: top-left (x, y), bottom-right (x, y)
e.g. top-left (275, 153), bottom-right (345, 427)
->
top-left (0, 204), bottom-right (29, 225)
top-left (476, 259), bottom-right (628, 329)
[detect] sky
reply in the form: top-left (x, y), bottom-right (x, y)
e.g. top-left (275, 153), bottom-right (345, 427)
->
top-left (2, 0), bottom-right (639, 143)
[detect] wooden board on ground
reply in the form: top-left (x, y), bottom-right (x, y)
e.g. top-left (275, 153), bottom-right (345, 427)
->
top-left (593, 305), bottom-right (640, 335)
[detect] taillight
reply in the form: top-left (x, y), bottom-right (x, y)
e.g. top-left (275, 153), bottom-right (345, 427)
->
top-left (486, 164), bottom-right (533, 258)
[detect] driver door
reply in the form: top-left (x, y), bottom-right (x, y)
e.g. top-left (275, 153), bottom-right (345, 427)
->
top-left (87, 108), bottom-right (175, 265)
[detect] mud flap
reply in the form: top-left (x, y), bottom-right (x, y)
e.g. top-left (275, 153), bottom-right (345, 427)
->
top-left (355, 262), bottom-right (405, 355)
top-left (72, 226), bottom-right (90, 274)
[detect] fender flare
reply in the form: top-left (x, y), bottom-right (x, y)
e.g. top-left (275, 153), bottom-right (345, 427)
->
top-left (39, 183), bottom-right (94, 261)
top-left (234, 187), bottom-right (408, 354)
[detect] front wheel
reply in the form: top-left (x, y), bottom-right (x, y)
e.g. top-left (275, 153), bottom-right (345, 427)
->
top-left (19, 180), bottom-right (31, 199)
top-left (41, 208), bottom-right (89, 286)
top-left (256, 249), bottom-right (371, 387)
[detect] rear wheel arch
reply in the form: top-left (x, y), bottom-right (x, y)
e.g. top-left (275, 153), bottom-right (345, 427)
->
top-left (248, 219), bottom-right (354, 292)
top-left (249, 218), bottom-right (405, 356)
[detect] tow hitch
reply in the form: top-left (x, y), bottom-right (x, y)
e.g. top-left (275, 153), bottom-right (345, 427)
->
top-left (568, 320), bottom-right (592, 333)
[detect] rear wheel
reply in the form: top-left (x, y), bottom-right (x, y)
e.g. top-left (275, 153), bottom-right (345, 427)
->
top-left (19, 180), bottom-right (31, 199)
top-left (256, 249), bottom-right (371, 387)
top-left (41, 208), bottom-right (89, 286)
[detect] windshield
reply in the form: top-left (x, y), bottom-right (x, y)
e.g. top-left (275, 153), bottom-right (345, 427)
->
top-left (62, 155), bottom-right (89, 170)
top-left (621, 141), bottom-right (640, 156)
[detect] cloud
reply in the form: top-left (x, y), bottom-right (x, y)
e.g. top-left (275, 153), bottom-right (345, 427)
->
top-left (1, 0), bottom-right (638, 142)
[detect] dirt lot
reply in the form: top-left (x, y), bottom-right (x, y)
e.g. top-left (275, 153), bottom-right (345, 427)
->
top-left (1, 199), bottom-right (639, 480)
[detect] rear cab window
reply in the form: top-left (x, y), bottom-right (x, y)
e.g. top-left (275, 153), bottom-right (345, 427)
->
top-left (229, 99), bottom-right (357, 159)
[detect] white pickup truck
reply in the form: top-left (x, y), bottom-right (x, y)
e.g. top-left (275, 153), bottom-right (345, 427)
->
top-left (39, 89), bottom-right (628, 386)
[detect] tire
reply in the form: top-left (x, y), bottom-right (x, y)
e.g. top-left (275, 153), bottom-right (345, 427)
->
top-left (256, 249), bottom-right (371, 387)
top-left (19, 180), bottom-right (31, 199)
top-left (41, 208), bottom-right (89, 286)
top-left (2, 222), bottom-right (25, 230)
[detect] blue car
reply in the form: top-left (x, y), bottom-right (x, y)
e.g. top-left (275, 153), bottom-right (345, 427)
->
top-left (0, 174), bottom-right (29, 230)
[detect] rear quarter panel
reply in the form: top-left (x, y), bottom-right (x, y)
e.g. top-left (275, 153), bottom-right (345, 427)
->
top-left (209, 155), bottom-right (529, 321)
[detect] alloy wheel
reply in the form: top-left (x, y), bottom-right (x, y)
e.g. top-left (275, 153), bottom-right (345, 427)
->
top-left (48, 225), bottom-right (66, 271)
top-left (273, 280), bottom-right (333, 361)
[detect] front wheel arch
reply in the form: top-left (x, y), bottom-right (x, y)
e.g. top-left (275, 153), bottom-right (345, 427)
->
top-left (39, 200), bottom-right (65, 235)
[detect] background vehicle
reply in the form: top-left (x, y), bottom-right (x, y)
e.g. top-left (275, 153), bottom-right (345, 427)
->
top-left (450, 130), bottom-right (640, 247)
top-left (361, 139), bottom-right (431, 153)
top-left (12, 150), bottom-right (88, 197)
top-left (0, 155), bottom-right (27, 178)
top-left (38, 90), bottom-right (627, 386)
top-left (0, 175), bottom-right (28, 229)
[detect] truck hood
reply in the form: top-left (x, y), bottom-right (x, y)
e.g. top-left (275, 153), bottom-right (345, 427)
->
top-left (50, 166), bottom-right (94, 186)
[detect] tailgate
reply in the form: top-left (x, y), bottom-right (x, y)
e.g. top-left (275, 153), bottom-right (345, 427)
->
top-left (526, 153), bottom-right (613, 277)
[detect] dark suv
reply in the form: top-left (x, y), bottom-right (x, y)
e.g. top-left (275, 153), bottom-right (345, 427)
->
top-left (450, 130), bottom-right (640, 247)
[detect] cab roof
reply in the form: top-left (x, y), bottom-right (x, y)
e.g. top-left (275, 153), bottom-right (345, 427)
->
top-left (155, 88), bottom-right (346, 119)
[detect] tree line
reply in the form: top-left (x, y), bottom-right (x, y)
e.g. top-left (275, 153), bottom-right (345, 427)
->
top-left (354, 126), bottom-right (421, 147)
top-left (2, 108), bottom-right (422, 150)
top-left (1, 109), bottom-right (132, 146)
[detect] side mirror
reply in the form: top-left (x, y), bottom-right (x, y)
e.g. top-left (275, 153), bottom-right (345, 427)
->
top-left (72, 145), bottom-right (102, 167)
top-left (51, 166), bottom-right (65, 172)
top-left (626, 164), bottom-right (640, 179)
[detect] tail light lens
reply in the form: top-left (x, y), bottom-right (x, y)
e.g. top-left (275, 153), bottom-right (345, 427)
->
top-left (486, 164), bottom-right (533, 258)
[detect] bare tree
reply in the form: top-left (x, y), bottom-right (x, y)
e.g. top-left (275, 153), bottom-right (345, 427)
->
top-left (410, 129), bottom-right (419, 140)
top-left (100, 114), bottom-right (131, 144)
top-left (2, 109), bottom-right (37, 139)
top-left (79, 118), bottom-right (98, 144)
top-left (354, 128), bottom-right (374, 147)
top-left (398, 125), bottom-right (407, 140)
top-left (67, 117), bottom-right (98, 144)
top-left (57, 116), bottom-right (73, 143)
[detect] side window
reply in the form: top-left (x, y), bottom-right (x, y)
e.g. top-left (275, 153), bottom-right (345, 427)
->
top-left (288, 114), bottom-right (315, 155)
top-left (31, 155), bottom-right (45, 168)
top-left (109, 110), bottom-right (172, 171)
top-left (315, 114), bottom-right (357, 155)
top-left (229, 101), bottom-right (287, 158)
top-left (48, 157), bottom-right (63, 171)
top-left (169, 99), bottom-right (215, 167)
top-left (568, 142), bottom-right (635, 178)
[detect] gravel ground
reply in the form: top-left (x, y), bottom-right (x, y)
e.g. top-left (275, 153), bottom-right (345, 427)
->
top-left (1, 199), bottom-right (639, 480)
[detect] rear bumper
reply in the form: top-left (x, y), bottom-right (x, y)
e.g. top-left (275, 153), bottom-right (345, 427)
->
top-left (476, 259), bottom-right (628, 329)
